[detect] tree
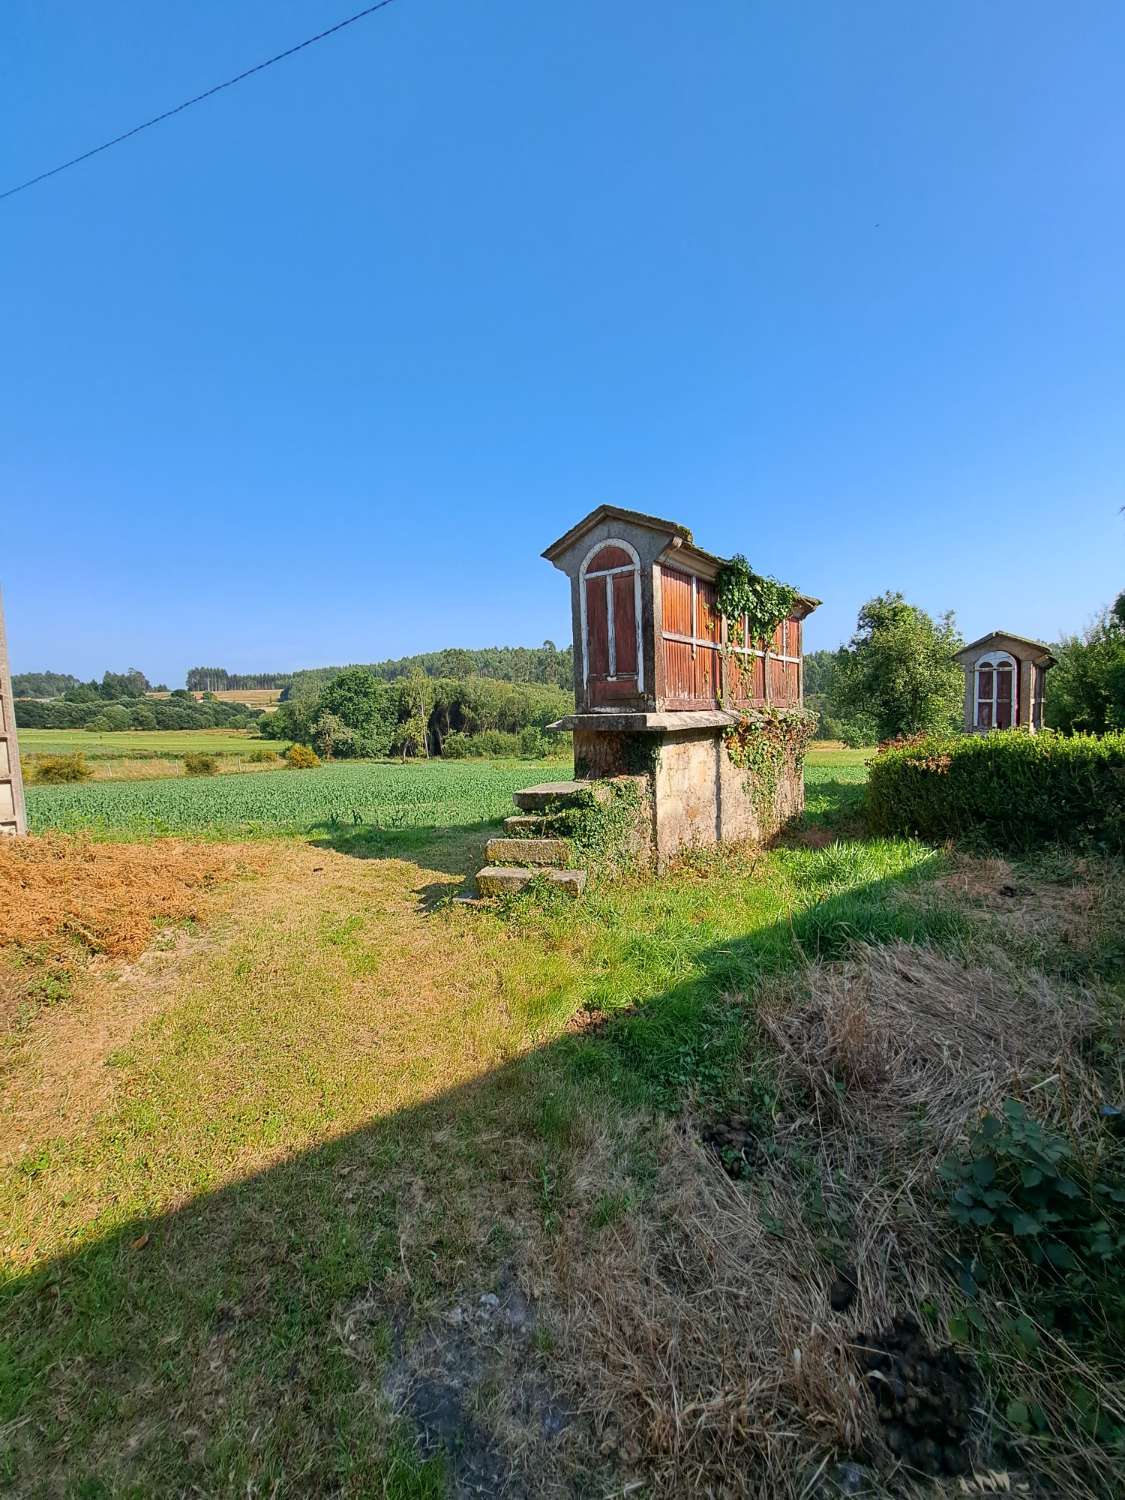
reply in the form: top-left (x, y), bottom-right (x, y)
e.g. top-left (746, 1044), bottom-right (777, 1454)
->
top-left (829, 593), bottom-right (963, 742)
top-left (100, 668), bottom-right (151, 700)
top-left (397, 669), bottom-right (431, 759)
top-left (1045, 594), bottom-right (1125, 734)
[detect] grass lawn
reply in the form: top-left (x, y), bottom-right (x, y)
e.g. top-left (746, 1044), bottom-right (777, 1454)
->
top-left (2, 750), bottom-right (1121, 1497)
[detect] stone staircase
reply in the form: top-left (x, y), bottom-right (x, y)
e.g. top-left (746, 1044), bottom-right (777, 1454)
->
top-left (463, 780), bottom-right (608, 902)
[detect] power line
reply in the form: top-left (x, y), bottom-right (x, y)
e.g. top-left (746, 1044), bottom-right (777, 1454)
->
top-left (0, 0), bottom-right (401, 203)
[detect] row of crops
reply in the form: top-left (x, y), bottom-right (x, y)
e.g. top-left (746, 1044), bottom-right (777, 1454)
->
top-left (25, 760), bottom-right (567, 838)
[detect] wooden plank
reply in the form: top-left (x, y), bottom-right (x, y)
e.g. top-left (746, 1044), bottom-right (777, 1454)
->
top-left (585, 576), bottom-right (610, 678)
top-left (612, 571), bottom-right (638, 675)
top-left (587, 544), bottom-right (634, 572)
top-left (660, 566), bottom-right (693, 637)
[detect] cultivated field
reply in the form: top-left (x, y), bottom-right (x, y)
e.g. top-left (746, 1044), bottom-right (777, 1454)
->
top-left (2, 748), bottom-right (1121, 1498)
top-left (19, 728), bottom-right (265, 758)
top-left (146, 688), bottom-right (284, 708)
top-left (25, 757), bottom-right (573, 840)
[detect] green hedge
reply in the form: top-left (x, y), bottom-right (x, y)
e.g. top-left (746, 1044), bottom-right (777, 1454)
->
top-left (866, 730), bottom-right (1125, 851)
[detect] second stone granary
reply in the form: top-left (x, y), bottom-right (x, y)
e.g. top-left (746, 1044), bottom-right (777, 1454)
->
top-left (541, 505), bottom-right (818, 714)
top-left (954, 631), bottom-right (1054, 733)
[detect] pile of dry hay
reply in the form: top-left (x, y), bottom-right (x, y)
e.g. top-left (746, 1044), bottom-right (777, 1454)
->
top-left (0, 834), bottom-right (257, 960)
top-left (548, 942), bottom-right (1122, 1499)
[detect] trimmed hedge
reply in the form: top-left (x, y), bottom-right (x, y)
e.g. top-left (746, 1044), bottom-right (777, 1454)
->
top-left (866, 730), bottom-right (1125, 851)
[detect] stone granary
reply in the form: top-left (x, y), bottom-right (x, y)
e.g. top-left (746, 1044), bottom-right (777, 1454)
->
top-left (470, 507), bottom-right (819, 895)
top-left (955, 631), bottom-right (1054, 733)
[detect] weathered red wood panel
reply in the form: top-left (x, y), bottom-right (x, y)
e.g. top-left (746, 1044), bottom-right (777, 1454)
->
top-left (612, 572), bottom-right (638, 674)
top-left (588, 544), bottom-right (634, 572)
top-left (663, 640), bottom-right (695, 701)
top-left (660, 566), bottom-right (692, 636)
top-left (697, 579), bottom-right (720, 643)
top-left (585, 577), bottom-right (609, 678)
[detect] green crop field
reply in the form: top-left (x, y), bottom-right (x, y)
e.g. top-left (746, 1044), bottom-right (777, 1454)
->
top-left (18, 728), bottom-right (263, 760)
top-left (25, 756), bottom-right (573, 839)
top-left (25, 751), bottom-right (863, 841)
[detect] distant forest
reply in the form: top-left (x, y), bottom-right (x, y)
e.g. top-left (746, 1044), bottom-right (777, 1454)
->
top-left (15, 644), bottom-right (575, 699)
top-left (284, 643), bottom-right (573, 697)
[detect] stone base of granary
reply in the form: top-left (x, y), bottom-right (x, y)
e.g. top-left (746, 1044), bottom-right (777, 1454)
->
top-left (556, 713), bottom-right (804, 868)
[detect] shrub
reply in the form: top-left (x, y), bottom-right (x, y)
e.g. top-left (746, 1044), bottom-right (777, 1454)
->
top-left (183, 753), bottom-right (219, 776)
top-left (284, 744), bottom-right (320, 769)
top-left (941, 1100), bottom-right (1125, 1345)
top-left (441, 730), bottom-right (469, 759)
top-left (30, 753), bottom-right (91, 784)
top-left (866, 729), bottom-right (1125, 851)
top-left (247, 747), bottom-right (277, 764)
top-left (518, 726), bottom-right (548, 758)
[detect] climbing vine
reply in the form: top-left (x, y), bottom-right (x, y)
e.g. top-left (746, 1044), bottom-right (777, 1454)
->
top-left (723, 705), bottom-right (817, 824)
top-left (716, 554), bottom-right (798, 648)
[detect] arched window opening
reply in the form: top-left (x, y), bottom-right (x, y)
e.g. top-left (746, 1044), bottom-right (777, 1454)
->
top-left (579, 539), bottom-right (643, 706)
top-left (975, 651), bottom-right (1017, 730)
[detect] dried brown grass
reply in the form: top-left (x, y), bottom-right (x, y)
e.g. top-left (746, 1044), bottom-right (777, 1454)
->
top-left (549, 941), bottom-right (1121, 1498)
top-left (0, 834), bottom-right (259, 960)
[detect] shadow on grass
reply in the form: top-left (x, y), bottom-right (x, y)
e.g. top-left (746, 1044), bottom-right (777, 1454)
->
top-left (308, 818), bottom-right (498, 881)
top-left (0, 852), bottom-right (962, 1496)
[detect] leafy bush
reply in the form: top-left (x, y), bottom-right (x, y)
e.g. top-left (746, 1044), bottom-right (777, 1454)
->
top-left (441, 731), bottom-right (469, 759)
top-left (284, 744), bottom-right (320, 769)
top-left (867, 729), bottom-right (1125, 851)
top-left (30, 753), bottom-right (91, 784)
top-left (183, 753), bottom-right (219, 776)
top-left (518, 726), bottom-right (549, 758)
top-left (247, 747), bottom-right (277, 764)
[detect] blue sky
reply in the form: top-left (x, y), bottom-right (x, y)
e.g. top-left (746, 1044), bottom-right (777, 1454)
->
top-left (3, 0), bottom-right (1123, 684)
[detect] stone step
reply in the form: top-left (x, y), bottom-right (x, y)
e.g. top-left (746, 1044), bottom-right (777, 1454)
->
top-left (503, 814), bottom-right (550, 834)
top-left (485, 836), bottom-right (569, 867)
top-left (511, 780), bottom-right (609, 813)
top-left (476, 866), bottom-right (587, 898)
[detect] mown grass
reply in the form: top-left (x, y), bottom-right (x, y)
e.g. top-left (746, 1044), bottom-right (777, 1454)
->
top-left (4, 752), bottom-right (1117, 1495)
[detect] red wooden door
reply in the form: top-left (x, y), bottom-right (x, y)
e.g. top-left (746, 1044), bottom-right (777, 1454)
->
top-left (583, 545), bottom-right (640, 705)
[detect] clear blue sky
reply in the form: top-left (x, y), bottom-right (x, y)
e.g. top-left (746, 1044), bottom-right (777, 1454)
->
top-left (3, 1), bottom-right (1123, 684)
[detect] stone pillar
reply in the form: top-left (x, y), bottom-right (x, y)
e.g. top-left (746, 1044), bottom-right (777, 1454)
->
top-left (0, 592), bottom-right (28, 836)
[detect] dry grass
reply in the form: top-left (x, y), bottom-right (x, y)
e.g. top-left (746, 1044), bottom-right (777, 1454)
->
top-left (549, 941), bottom-right (1122, 1499)
top-left (0, 834), bottom-right (258, 960)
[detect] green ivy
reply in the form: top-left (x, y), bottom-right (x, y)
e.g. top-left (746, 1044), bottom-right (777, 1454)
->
top-left (723, 706), bottom-right (817, 825)
top-left (554, 779), bottom-right (651, 876)
top-left (716, 554), bottom-right (798, 648)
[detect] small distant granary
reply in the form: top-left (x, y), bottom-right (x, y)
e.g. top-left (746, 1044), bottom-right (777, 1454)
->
top-left (955, 631), bottom-right (1054, 734)
top-left (541, 505), bottom-right (819, 862)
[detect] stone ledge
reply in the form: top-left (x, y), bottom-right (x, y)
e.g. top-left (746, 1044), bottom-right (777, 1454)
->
top-left (547, 711), bottom-right (738, 734)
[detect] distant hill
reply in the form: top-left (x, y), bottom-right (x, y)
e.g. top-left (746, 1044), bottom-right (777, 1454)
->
top-left (284, 644), bottom-right (573, 698)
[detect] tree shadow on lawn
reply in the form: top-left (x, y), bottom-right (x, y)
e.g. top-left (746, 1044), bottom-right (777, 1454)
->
top-left (0, 853), bottom-right (960, 1498)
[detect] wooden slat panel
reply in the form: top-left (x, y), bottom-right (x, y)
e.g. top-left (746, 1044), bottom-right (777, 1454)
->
top-left (663, 640), bottom-right (695, 701)
top-left (660, 566), bottom-right (692, 636)
top-left (695, 643), bottom-right (718, 702)
top-left (728, 653), bottom-right (766, 705)
top-left (697, 579), bottom-right (720, 643)
top-left (612, 573), bottom-right (638, 675)
top-left (588, 544), bottom-right (633, 572)
top-left (585, 577), bottom-right (609, 678)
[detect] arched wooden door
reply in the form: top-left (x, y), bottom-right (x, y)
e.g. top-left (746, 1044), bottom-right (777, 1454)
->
top-left (580, 541), bottom-right (642, 706)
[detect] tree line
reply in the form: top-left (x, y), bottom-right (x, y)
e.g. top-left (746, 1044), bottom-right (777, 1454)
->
top-left (12, 668), bottom-right (169, 700)
top-left (262, 668), bottom-right (572, 760)
top-left (283, 642), bottom-right (574, 698)
top-left (15, 689), bottom-right (262, 733)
